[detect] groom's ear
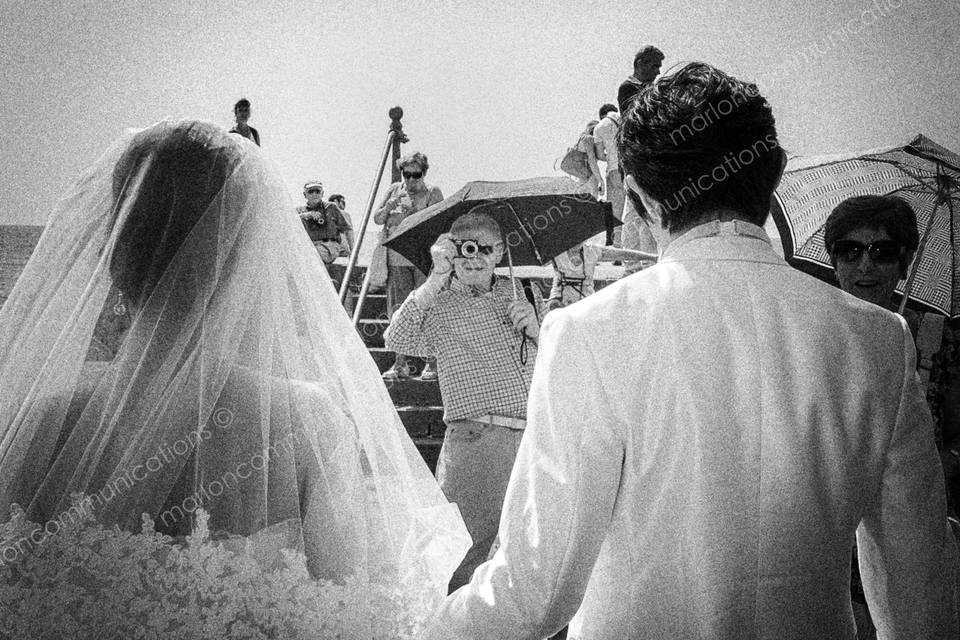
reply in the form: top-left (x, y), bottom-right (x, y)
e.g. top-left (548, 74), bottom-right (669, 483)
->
top-left (624, 175), bottom-right (665, 230)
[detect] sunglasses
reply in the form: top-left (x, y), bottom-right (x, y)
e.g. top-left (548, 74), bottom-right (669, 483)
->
top-left (831, 239), bottom-right (902, 264)
top-left (402, 170), bottom-right (423, 180)
top-left (306, 189), bottom-right (322, 195)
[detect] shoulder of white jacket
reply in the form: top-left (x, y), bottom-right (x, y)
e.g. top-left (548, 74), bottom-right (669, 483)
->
top-left (551, 272), bottom-right (650, 328)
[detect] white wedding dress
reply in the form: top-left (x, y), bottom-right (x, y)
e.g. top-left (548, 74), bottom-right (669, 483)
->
top-left (0, 119), bottom-right (468, 637)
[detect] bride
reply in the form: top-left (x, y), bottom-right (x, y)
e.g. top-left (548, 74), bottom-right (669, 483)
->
top-left (0, 120), bottom-right (468, 634)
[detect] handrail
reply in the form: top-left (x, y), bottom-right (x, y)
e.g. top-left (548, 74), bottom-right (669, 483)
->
top-left (351, 256), bottom-right (376, 327)
top-left (338, 129), bottom-right (395, 307)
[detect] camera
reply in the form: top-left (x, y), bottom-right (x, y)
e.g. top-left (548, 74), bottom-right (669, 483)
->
top-left (302, 209), bottom-right (324, 225)
top-left (452, 239), bottom-right (480, 259)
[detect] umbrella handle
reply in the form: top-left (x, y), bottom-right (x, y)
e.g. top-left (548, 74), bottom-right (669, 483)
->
top-left (507, 243), bottom-right (534, 366)
top-left (506, 243), bottom-right (518, 301)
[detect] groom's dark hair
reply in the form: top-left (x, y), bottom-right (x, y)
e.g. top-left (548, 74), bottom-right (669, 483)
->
top-left (618, 62), bottom-right (781, 233)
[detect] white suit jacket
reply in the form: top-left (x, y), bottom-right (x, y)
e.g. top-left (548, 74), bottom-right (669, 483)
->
top-left (425, 221), bottom-right (956, 640)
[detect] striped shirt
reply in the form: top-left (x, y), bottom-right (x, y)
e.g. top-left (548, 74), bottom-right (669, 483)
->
top-left (384, 276), bottom-right (542, 423)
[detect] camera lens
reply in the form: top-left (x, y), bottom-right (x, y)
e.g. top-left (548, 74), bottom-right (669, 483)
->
top-left (460, 240), bottom-right (479, 258)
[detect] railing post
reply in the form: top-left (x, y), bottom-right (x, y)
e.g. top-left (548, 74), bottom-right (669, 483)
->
top-left (339, 108), bottom-right (408, 318)
top-left (389, 106), bottom-right (407, 182)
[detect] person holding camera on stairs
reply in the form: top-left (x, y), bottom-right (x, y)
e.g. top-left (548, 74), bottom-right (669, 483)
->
top-left (384, 208), bottom-right (543, 593)
top-left (297, 180), bottom-right (354, 290)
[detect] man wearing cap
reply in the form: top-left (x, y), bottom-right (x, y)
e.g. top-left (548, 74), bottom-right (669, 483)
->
top-left (297, 181), bottom-right (354, 285)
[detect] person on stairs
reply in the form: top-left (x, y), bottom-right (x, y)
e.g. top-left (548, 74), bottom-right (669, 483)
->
top-left (374, 152), bottom-right (444, 380)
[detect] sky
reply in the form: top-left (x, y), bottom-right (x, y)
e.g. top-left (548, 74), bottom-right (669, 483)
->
top-left (3, 0), bottom-right (958, 242)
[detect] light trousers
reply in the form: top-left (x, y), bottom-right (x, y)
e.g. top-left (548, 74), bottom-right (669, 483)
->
top-left (604, 169), bottom-right (624, 247)
top-left (437, 419), bottom-right (524, 592)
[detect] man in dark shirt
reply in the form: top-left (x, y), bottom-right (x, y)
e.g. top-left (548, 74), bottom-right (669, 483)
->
top-left (616, 45), bottom-right (665, 275)
top-left (617, 46), bottom-right (664, 114)
top-left (229, 98), bottom-right (261, 146)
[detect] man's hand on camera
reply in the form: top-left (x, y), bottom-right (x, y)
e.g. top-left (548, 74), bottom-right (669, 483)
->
top-left (410, 234), bottom-right (455, 310)
top-left (507, 299), bottom-right (539, 342)
top-left (430, 233), bottom-right (456, 275)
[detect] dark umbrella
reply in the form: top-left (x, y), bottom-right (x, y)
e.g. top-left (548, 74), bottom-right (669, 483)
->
top-left (769, 134), bottom-right (960, 317)
top-left (382, 176), bottom-right (618, 275)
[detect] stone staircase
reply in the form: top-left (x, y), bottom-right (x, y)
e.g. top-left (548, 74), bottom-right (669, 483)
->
top-left (334, 264), bottom-right (448, 473)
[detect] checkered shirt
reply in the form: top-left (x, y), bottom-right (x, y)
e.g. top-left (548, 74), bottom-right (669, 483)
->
top-left (384, 276), bottom-right (542, 423)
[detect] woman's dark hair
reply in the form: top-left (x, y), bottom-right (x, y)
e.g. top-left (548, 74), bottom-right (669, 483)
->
top-left (234, 98), bottom-right (251, 112)
top-left (618, 62), bottom-right (782, 233)
top-left (824, 195), bottom-right (919, 277)
top-left (397, 151), bottom-right (429, 173)
top-left (109, 121), bottom-right (243, 306)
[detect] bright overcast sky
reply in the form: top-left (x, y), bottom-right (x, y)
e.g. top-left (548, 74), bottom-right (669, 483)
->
top-left (3, 0), bottom-right (958, 232)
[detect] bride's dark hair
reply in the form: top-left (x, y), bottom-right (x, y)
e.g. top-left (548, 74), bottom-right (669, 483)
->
top-left (108, 121), bottom-right (243, 307)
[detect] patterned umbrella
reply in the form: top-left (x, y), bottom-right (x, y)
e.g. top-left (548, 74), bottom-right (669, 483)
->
top-left (770, 134), bottom-right (960, 317)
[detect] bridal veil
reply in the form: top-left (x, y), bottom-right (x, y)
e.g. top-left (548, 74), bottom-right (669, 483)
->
top-left (0, 119), bottom-right (467, 604)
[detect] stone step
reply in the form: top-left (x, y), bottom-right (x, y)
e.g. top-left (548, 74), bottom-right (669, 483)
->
top-left (351, 292), bottom-right (388, 319)
top-left (356, 318), bottom-right (388, 348)
top-left (367, 347), bottom-right (395, 372)
top-left (396, 406), bottom-right (446, 438)
top-left (386, 377), bottom-right (442, 406)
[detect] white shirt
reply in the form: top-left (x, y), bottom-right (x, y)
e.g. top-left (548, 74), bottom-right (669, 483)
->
top-left (592, 112), bottom-right (620, 173)
top-left (425, 220), bottom-right (956, 640)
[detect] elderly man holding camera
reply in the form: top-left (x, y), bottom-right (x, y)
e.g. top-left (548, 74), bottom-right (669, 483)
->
top-left (297, 180), bottom-right (354, 263)
top-left (384, 208), bottom-right (542, 593)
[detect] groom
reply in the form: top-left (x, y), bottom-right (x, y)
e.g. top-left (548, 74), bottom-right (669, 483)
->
top-left (424, 62), bottom-right (956, 639)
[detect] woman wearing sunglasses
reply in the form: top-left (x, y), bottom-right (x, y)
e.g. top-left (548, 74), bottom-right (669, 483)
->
top-left (825, 194), bottom-right (919, 316)
top-left (373, 151), bottom-right (444, 380)
top-left (825, 194), bottom-right (960, 640)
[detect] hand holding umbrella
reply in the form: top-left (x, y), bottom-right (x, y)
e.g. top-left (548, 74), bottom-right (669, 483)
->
top-left (507, 298), bottom-right (540, 343)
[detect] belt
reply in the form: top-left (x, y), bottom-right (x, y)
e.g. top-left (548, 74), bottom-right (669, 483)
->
top-left (471, 414), bottom-right (526, 430)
